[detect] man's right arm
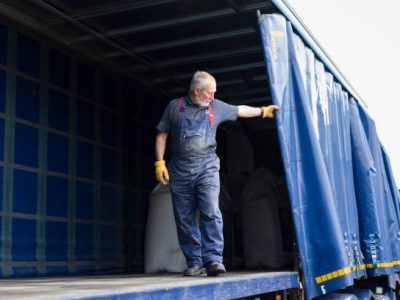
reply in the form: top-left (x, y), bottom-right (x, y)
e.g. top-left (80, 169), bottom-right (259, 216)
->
top-left (154, 132), bottom-right (169, 185)
top-left (155, 132), bottom-right (168, 161)
top-left (154, 100), bottom-right (173, 185)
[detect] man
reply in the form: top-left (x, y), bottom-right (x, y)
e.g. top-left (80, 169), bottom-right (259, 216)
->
top-left (154, 71), bottom-right (279, 276)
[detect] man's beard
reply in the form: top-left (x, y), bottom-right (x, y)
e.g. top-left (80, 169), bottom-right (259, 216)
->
top-left (199, 101), bottom-right (210, 107)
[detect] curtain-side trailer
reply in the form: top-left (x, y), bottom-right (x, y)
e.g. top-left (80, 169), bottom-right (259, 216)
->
top-left (0, 0), bottom-right (399, 299)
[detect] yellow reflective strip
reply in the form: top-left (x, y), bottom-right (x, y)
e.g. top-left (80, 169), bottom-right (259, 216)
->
top-left (376, 262), bottom-right (397, 268)
top-left (315, 259), bottom-right (400, 284)
top-left (315, 263), bottom-right (368, 285)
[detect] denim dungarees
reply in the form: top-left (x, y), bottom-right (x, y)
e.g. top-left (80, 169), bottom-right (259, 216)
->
top-left (168, 97), bottom-right (223, 268)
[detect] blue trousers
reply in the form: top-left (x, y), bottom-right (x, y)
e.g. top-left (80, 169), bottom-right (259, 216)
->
top-left (169, 156), bottom-right (223, 268)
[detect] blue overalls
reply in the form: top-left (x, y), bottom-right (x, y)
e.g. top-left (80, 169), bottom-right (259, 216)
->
top-left (168, 97), bottom-right (223, 268)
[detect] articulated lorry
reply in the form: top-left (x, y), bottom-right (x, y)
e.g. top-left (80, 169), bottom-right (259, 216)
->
top-left (0, 0), bottom-right (399, 299)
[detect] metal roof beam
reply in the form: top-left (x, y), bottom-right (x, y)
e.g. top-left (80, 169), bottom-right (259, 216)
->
top-left (128, 46), bottom-right (262, 72)
top-left (74, 2), bottom-right (272, 42)
top-left (105, 28), bottom-right (255, 58)
top-left (182, 61), bottom-right (265, 75)
top-left (71, 0), bottom-right (177, 20)
top-left (151, 61), bottom-right (266, 83)
top-left (27, 0), bottom-right (187, 90)
top-left (169, 79), bottom-right (245, 94)
top-left (42, 0), bottom-right (177, 26)
top-left (0, 2), bottom-right (171, 96)
top-left (252, 75), bottom-right (267, 81)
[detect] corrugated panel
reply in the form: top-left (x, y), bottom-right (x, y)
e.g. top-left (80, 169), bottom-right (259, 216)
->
top-left (101, 75), bottom-right (118, 110)
top-left (76, 100), bottom-right (95, 139)
top-left (0, 120), bottom-right (3, 162)
top-left (0, 22), bottom-right (125, 278)
top-left (0, 24), bottom-right (7, 65)
top-left (76, 141), bottom-right (95, 178)
top-left (15, 77), bottom-right (40, 123)
top-left (46, 176), bottom-right (68, 217)
top-left (17, 33), bottom-right (41, 78)
top-left (47, 89), bottom-right (69, 132)
top-left (0, 69), bottom-right (6, 112)
top-left (48, 49), bottom-right (70, 89)
top-left (14, 124), bottom-right (38, 168)
top-left (77, 62), bottom-right (95, 100)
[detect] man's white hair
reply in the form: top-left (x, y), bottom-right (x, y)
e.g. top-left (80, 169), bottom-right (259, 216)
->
top-left (189, 71), bottom-right (216, 94)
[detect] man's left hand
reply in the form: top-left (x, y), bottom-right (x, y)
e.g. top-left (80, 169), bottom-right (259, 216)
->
top-left (261, 105), bottom-right (280, 119)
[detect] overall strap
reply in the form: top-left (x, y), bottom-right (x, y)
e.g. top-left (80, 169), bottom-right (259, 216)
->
top-left (209, 102), bottom-right (214, 128)
top-left (177, 98), bottom-right (185, 119)
top-left (179, 98), bottom-right (185, 111)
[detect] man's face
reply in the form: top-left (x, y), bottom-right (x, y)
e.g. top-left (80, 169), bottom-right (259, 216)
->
top-left (193, 83), bottom-right (216, 107)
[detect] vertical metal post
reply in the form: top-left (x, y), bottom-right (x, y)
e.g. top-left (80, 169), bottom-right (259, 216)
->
top-left (122, 85), bottom-right (134, 273)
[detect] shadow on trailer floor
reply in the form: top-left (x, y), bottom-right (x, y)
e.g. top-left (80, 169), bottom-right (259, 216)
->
top-left (0, 271), bottom-right (298, 300)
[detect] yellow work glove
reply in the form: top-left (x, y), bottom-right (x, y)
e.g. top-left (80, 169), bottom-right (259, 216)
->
top-left (261, 105), bottom-right (280, 119)
top-left (154, 160), bottom-right (169, 185)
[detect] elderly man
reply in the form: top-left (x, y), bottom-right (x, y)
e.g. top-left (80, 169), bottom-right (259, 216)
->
top-left (155, 71), bottom-right (279, 276)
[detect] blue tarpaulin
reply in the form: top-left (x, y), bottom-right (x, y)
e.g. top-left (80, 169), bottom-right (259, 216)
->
top-left (259, 13), bottom-right (400, 299)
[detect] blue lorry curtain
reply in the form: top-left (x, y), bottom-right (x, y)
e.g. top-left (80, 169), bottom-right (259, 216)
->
top-left (350, 101), bottom-right (400, 275)
top-left (258, 14), bottom-right (378, 299)
top-left (381, 145), bottom-right (400, 245)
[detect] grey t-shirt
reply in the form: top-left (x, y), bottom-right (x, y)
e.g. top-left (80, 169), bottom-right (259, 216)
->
top-left (157, 97), bottom-right (239, 135)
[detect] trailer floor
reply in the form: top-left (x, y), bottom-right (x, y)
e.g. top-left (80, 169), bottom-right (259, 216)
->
top-left (0, 271), bottom-right (298, 300)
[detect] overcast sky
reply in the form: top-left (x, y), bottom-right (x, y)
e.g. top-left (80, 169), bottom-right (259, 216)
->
top-left (286, 0), bottom-right (400, 187)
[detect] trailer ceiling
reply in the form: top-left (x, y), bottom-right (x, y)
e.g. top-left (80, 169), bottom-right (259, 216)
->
top-left (0, 0), bottom-right (279, 105)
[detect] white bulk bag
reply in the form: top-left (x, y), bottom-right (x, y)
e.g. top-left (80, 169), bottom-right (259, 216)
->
top-left (144, 184), bottom-right (186, 273)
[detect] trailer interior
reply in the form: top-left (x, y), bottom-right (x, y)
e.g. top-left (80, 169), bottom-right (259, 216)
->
top-left (0, 0), bottom-right (299, 298)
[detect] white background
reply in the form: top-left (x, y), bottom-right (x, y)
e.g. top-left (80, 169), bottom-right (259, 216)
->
top-left (286, 0), bottom-right (400, 187)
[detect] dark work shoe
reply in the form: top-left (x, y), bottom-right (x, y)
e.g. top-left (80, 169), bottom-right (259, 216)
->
top-left (205, 261), bottom-right (226, 276)
top-left (183, 266), bottom-right (206, 276)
